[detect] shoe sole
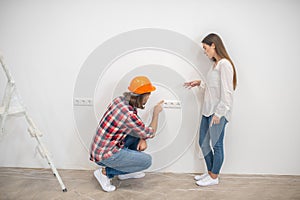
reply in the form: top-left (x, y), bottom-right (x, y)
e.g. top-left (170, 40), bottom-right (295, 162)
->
top-left (196, 182), bottom-right (219, 187)
top-left (118, 173), bottom-right (145, 180)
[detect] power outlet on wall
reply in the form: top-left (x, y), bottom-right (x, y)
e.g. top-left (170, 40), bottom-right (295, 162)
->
top-left (163, 100), bottom-right (181, 109)
top-left (73, 98), bottom-right (93, 106)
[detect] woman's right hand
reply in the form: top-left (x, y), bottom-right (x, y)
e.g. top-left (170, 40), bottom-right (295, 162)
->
top-left (183, 80), bottom-right (201, 89)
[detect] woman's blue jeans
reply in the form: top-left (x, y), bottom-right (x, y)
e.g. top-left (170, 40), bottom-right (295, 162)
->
top-left (96, 135), bottom-right (152, 179)
top-left (199, 115), bottom-right (228, 175)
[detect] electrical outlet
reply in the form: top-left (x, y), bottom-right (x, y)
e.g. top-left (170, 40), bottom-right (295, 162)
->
top-left (73, 98), bottom-right (93, 106)
top-left (163, 100), bottom-right (181, 109)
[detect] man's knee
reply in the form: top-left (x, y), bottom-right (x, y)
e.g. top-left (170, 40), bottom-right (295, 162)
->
top-left (141, 153), bottom-right (152, 169)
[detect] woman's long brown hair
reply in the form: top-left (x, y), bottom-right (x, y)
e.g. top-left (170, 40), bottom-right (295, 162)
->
top-left (202, 33), bottom-right (237, 90)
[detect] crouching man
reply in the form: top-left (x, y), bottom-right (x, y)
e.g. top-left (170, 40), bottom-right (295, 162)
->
top-left (90, 76), bottom-right (163, 192)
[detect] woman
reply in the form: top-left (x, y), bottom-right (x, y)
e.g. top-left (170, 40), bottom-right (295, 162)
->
top-left (90, 76), bottom-right (163, 192)
top-left (184, 33), bottom-right (237, 186)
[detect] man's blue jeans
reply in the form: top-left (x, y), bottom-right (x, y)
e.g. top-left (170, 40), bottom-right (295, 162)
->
top-left (97, 135), bottom-right (151, 179)
top-left (199, 115), bottom-right (228, 175)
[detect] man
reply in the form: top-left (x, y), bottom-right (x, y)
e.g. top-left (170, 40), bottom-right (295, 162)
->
top-left (90, 76), bottom-right (163, 192)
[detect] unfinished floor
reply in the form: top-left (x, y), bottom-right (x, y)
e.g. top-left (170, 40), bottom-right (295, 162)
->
top-left (0, 167), bottom-right (299, 200)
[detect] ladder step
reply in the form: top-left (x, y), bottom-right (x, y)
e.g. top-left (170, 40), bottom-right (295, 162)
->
top-left (0, 106), bottom-right (26, 116)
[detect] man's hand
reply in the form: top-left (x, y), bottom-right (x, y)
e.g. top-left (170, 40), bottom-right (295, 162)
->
top-left (137, 139), bottom-right (147, 151)
top-left (153, 100), bottom-right (164, 116)
top-left (149, 100), bottom-right (164, 135)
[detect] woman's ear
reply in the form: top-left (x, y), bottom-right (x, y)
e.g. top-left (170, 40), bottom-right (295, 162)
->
top-left (211, 43), bottom-right (216, 49)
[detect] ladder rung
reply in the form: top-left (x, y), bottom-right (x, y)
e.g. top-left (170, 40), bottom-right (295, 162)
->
top-left (8, 109), bottom-right (26, 115)
top-left (28, 126), bottom-right (43, 137)
top-left (0, 106), bottom-right (26, 116)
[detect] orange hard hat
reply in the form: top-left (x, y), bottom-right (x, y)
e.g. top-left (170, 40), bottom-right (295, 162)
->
top-left (128, 76), bottom-right (156, 94)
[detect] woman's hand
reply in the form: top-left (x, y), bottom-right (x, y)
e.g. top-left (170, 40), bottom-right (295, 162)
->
top-left (183, 80), bottom-right (201, 89)
top-left (210, 115), bottom-right (220, 126)
top-left (137, 139), bottom-right (147, 151)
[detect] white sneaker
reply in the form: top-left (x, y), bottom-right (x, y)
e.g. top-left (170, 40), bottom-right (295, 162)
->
top-left (94, 169), bottom-right (116, 192)
top-left (194, 173), bottom-right (209, 181)
top-left (118, 172), bottom-right (146, 180)
top-left (196, 175), bottom-right (219, 186)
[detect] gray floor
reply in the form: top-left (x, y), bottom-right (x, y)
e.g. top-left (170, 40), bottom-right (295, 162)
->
top-left (0, 168), bottom-right (299, 200)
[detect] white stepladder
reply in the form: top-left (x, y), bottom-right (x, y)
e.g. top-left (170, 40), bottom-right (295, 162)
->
top-left (0, 55), bottom-right (67, 192)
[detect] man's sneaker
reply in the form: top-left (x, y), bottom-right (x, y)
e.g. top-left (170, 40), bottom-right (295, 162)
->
top-left (94, 169), bottom-right (116, 192)
top-left (196, 175), bottom-right (219, 186)
top-left (194, 173), bottom-right (209, 181)
top-left (118, 172), bottom-right (145, 180)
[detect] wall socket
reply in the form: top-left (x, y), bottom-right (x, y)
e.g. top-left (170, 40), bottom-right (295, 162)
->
top-left (73, 98), bottom-right (93, 106)
top-left (163, 100), bottom-right (181, 109)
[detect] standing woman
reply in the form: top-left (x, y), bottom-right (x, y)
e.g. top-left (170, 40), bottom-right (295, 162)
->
top-left (184, 33), bottom-right (237, 186)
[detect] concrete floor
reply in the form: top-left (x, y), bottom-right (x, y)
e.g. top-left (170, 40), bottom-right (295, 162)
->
top-left (0, 168), bottom-right (299, 200)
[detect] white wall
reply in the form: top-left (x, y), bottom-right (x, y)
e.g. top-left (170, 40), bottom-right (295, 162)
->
top-left (0, 0), bottom-right (300, 175)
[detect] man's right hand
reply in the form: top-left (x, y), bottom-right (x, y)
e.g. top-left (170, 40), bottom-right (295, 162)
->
top-left (149, 100), bottom-right (164, 133)
top-left (153, 100), bottom-right (164, 116)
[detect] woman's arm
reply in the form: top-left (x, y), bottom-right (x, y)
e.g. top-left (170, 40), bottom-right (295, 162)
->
top-left (184, 80), bottom-right (206, 89)
top-left (214, 60), bottom-right (234, 119)
top-left (184, 80), bottom-right (201, 89)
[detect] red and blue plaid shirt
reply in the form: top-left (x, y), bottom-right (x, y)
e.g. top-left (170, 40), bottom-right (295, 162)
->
top-left (90, 96), bottom-right (154, 162)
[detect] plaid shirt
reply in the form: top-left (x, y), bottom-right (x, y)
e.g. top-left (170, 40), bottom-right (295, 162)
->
top-left (90, 96), bottom-right (154, 162)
